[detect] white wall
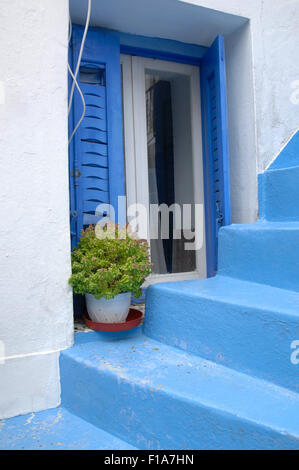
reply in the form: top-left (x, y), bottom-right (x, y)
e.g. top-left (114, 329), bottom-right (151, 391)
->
top-left (181, 0), bottom-right (299, 222)
top-left (0, 0), bottom-right (73, 419)
top-left (251, 0), bottom-right (299, 172)
top-left (225, 22), bottom-right (258, 222)
top-left (178, 0), bottom-right (299, 221)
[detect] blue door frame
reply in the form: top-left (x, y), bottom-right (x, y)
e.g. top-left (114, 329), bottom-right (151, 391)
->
top-left (69, 25), bottom-right (231, 291)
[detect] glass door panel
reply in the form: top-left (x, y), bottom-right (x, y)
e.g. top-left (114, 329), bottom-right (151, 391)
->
top-left (145, 69), bottom-right (196, 274)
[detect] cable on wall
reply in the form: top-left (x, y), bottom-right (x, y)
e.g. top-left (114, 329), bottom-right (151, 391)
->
top-left (68, 0), bottom-right (92, 145)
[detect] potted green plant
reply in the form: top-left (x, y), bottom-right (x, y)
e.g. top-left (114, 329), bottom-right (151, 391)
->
top-left (69, 224), bottom-right (151, 323)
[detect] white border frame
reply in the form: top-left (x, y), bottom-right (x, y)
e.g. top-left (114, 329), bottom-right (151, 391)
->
top-left (121, 55), bottom-right (207, 283)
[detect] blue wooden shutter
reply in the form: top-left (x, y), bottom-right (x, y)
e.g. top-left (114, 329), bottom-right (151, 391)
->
top-left (69, 26), bottom-right (125, 249)
top-left (200, 35), bottom-right (231, 277)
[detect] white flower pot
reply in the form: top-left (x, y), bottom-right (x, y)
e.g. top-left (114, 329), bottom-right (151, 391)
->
top-left (85, 292), bottom-right (131, 323)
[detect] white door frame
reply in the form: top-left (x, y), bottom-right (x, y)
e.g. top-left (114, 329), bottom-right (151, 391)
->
top-left (121, 55), bottom-right (207, 284)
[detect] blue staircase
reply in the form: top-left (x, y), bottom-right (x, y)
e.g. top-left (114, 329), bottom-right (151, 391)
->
top-left (59, 330), bottom-right (299, 450)
top-left (0, 406), bottom-right (137, 450)
top-left (58, 131), bottom-right (299, 450)
top-left (1, 132), bottom-right (299, 450)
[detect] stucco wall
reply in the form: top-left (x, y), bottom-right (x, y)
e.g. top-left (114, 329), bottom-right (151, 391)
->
top-left (181, 0), bottom-right (299, 173)
top-left (225, 22), bottom-right (258, 222)
top-left (0, 0), bottom-right (73, 419)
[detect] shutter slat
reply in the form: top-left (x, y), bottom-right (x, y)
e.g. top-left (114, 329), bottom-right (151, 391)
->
top-left (80, 141), bottom-right (108, 156)
top-left (84, 104), bottom-right (106, 121)
top-left (81, 153), bottom-right (108, 167)
top-left (82, 156), bottom-right (108, 170)
top-left (82, 187), bottom-right (109, 203)
top-left (84, 115), bottom-right (107, 131)
top-left (81, 83), bottom-right (106, 120)
top-left (84, 98), bottom-right (106, 113)
top-left (82, 178), bottom-right (108, 193)
top-left (83, 213), bottom-right (109, 226)
top-left (80, 165), bottom-right (108, 181)
top-left (80, 83), bottom-right (106, 97)
top-left (83, 200), bottom-right (109, 213)
top-left (83, 90), bottom-right (105, 101)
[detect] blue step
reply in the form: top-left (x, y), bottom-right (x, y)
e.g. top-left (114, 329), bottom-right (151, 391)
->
top-left (60, 331), bottom-right (299, 450)
top-left (144, 276), bottom-right (299, 392)
top-left (218, 221), bottom-right (299, 292)
top-left (0, 406), bottom-right (137, 450)
top-left (258, 166), bottom-right (299, 221)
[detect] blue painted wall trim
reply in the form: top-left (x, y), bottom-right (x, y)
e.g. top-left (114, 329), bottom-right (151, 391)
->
top-left (119, 31), bottom-right (207, 65)
top-left (73, 24), bottom-right (207, 66)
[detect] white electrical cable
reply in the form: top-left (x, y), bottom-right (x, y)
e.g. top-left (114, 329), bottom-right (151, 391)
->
top-left (68, 64), bottom-right (86, 145)
top-left (68, 0), bottom-right (92, 145)
top-left (68, 0), bottom-right (91, 115)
